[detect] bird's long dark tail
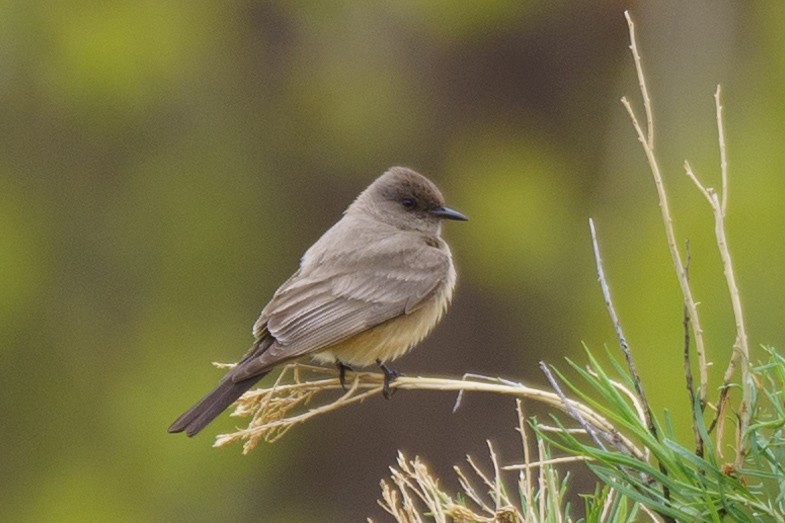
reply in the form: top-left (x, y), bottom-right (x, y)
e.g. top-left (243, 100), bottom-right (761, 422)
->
top-left (168, 337), bottom-right (273, 437)
top-left (167, 371), bottom-right (269, 436)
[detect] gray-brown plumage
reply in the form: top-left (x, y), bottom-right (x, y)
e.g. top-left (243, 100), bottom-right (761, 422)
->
top-left (168, 166), bottom-right (466, 436)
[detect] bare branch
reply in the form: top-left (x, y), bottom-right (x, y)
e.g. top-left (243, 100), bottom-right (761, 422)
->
top-left (589, 219), bottom-right (657, 446)
top-left (622, 10), bottom-right (709, 409)
top-left (625, 11), bottom-right (654, 148)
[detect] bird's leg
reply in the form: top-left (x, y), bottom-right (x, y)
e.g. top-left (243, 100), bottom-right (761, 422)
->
top-left (336, 360), bottom-right (353, 390)
top-left (376, 359), bottom-right (403, 399)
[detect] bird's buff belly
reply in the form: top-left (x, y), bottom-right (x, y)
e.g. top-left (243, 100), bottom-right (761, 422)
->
top-left (311, 296), bottom-right (447, 368)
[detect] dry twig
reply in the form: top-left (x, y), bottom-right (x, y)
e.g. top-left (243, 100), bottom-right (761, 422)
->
top-left (588, 219), bottom-right (658, 445)
top-left (620, 10), bottom-right (709, 410)
top-left (683, 87), bottom-right (751, 468)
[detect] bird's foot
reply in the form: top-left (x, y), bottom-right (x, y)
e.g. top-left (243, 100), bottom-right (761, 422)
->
top-left (336, 360), bottom-right (353, 390)
top-left (377, 359), bottom-right (403, 399)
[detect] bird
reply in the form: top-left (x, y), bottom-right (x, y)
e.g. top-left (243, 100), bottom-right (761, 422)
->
top-left (168, 166), bottom-right (467, 436)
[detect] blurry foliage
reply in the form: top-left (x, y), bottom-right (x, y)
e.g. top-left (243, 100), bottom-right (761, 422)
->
top-left (2, 2), bottom-right (785, 522)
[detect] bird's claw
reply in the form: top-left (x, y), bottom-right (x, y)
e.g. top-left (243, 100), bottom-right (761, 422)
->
top-left (377, 359), bottom-right (403, 399)
top-left (336, 360), bottom-right (354, 391)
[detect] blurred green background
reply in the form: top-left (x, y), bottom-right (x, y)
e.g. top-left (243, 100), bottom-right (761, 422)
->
top-left (3, 1), bottom-right (785, 521)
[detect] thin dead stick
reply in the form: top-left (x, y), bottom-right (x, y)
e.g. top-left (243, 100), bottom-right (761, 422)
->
top-left (625, 12), bottom-right (653, 149)
top-left (681, 241), bottom-right (705, 458)
top-left (621, 10), bottom-right (709, 409)
top-left (590, 217), bottom-right (672, 505)
top-left (589, 219), bottom-right (657, 439)
top-left (701, 88), bottom-right (750, 457)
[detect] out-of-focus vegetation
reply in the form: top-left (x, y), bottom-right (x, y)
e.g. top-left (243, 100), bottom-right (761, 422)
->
top-left (2, 2), bottom-right (785, 522)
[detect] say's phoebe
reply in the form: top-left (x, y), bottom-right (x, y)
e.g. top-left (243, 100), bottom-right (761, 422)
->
top-left (168, 166), bottom-right (466, 436)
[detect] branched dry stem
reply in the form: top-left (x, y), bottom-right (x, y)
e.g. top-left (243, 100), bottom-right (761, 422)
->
top-left (623, 10), bottom-right (753, 476)
top-left (621, 11), bottom-right (709, 411)
top-left (683, 86), bottom-right (751, 468)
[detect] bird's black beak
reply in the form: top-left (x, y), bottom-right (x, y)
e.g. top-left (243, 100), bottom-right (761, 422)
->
top-left (430, 206), bottom-right (468, 221)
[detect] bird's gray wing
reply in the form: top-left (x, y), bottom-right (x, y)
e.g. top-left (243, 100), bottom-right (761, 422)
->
top-left (232, 235), bottom-right (449, 382)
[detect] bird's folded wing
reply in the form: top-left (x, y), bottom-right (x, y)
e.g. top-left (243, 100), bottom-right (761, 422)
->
top-left (232, 240), bottom-right (448, 382)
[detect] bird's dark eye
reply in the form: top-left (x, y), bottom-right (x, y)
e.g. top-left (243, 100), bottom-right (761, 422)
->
top-left (401, 198), bottom-right (416, 210)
